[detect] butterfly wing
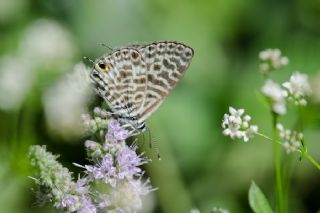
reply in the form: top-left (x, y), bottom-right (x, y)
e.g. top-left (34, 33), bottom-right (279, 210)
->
top-left (136, 41), bottom-right (194, 123)
top-left (92, 48), bottom-right (147, 120)
top-left (91, 41), bottom-right (194, 129)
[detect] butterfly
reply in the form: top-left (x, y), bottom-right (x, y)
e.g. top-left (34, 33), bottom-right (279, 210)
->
top-left (90, 41), bottom-right (194, 134)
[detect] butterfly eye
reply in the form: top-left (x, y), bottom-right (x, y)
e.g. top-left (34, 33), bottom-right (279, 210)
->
top-left (99, 63), bottom-right (105, 69)
top-left (97, 62), bottom-right (109, 72)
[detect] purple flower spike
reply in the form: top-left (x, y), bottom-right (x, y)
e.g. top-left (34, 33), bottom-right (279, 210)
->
top-left (78, 197), bottom-right (97, 213)
top-left (117, 146), bottom-right (143, 178)
top-left (73, 178), bottom-right (90, 195)
top-left (108, 119), bottom-right (121, 131)
top-left (113, 129), bottom-right (130, 140)
top-left (101, 154), bottom-right (114, 171)
top-left (105, 119), bottom-right (130, 143)
top-left (85, 165), bottom-right (103, 179)
top-left (61, 194), bottom-right (79, 209)
top-left (85, 154), bottom-right (118, 186)
top-left (29, 111), bottom-right (154, 213)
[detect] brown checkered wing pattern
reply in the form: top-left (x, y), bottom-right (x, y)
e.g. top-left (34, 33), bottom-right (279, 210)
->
top-left (90, 41), bottom-right (194, 130)
top-left (137, 41), bottom-right (194, 123)
top-left (92, 48), bottom-right (147, 119)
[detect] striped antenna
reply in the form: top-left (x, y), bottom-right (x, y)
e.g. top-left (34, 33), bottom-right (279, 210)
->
top-left (83, 56), bottom-right (94, 65)
top-left (147, 128), bottom-right (161, 160)
top-left (100, 43), bottom-right (113, 51)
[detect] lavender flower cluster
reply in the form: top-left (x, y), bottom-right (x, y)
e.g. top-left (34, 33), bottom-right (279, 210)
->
top-left (29, 109), bottom-right (154, 213)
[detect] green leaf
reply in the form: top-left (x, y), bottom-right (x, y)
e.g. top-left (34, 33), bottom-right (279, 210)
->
top-left (249, 181), bottom-right (274, 213)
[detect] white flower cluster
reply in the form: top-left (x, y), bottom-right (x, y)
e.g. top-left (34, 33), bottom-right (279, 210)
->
top-left (20, 19), bottom-right (76, 68)
top-left (276, 123), bottom-right (303, 154)
top-left (261, 72), bottom-right (312, 115)
top-left (261, 79), bottom-right (287, 115)
top-left (43, 63), bottom-right (94, 140)
top-left (282, 71), bottom-right (312, 106)
top-left (259, 48), bottom-right (289, 74)
top-left (222, 107), bottom-right (258, 142)
top-left (105, 180), bottom-right (152, 212)
top-left (0, 18), bottom-right (76, 112)
top-left (0, 57), bottom-right (34, 110)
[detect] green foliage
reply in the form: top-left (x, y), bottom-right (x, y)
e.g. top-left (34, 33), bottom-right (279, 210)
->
top-left (0, 0), bottom-right (320, 212)
top-left (249, 181), bottom-right (273, 213)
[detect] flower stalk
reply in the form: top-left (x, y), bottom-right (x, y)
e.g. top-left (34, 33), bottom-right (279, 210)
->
top-left (272, 113), bottom-right (285, 213)
top-left (304, 152), bottom-right (320, 170)
top-left (255, 132), bottom-right (320, 171)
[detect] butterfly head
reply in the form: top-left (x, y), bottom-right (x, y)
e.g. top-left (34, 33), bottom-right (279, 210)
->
top-left (95, 60), bottom-right (110, 73)
top-left (91, 59), bottom-right (108, 79)
top-left (90, 59), bottom-right (115, 92)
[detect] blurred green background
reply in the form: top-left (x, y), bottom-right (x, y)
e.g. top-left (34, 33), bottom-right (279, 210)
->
top-left (1, 0), bottom-right (320, 212)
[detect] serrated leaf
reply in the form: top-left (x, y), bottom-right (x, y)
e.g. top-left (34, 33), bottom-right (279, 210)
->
top-left (249, 181), bottom-right (274, 213)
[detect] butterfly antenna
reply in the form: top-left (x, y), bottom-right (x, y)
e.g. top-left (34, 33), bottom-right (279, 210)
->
top-left (100, 43), bottom-right (113, 51)
top-left (153, 139), bottom-right (161, 160)
top-left (147, 128), bottom-right (161, 160)
top-left (148, 128), bottom-right (152, 149)
top-left (83, 56), bottom-right (95, 65)
top-left (141, 131), bottom-right (145, 148)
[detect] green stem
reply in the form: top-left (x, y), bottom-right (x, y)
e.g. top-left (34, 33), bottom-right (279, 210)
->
top-left (256, 132), bottom-right (320, 171)
top-left (255, 132), bottom-right (282, 145)
top-left (282, 154), bottom-right (293, 213)
top-left (298, 106), bottom-right (304, 132)
top-left (272, 113), bottom-right (285, 213)
top-left (303, 151), bottom-right (320, 170)
top-left (297, 106), bottom-right (305, 147)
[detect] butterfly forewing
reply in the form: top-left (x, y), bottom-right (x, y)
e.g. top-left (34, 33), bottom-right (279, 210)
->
top-left (137, 41), bottom-right (194, 122)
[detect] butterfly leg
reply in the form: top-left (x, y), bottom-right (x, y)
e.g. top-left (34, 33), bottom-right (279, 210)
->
top-left (118, 123), bottom-right (140, 136)
top-left (120, 123), bottom-right (133, 129)
top-left (129, 129), bottom-right (141, 136)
